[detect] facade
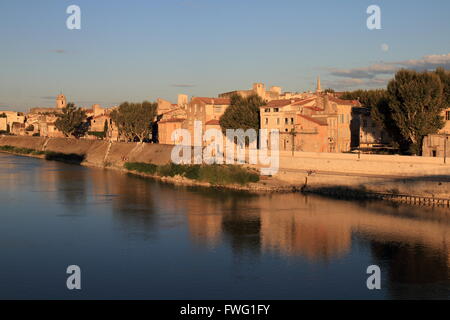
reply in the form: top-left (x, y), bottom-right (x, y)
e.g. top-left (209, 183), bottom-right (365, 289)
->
top-left (0, 111), bottom-right (26, 129)
top-left (422, 107), bottom-right (450, 158)
top-left (422, 134), bottom-right (450, 158)
top-left (259, 94), bottom-right (360, 153)
top-left (185, 97), bottom-right (230, 145)
top-left (0, 117), bottom-right (7, 132)
top-left (357, 107), bottom-right (392, 149)
top-left (440, 107), bottom-right (450, 134)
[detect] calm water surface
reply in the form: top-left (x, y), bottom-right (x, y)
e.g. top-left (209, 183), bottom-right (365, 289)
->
top-left (0, 153), bottom-right (449, 299)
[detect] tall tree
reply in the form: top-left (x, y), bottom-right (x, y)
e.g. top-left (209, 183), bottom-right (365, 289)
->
top-left (110, 101), bottom-right (158, 142)
top-left (55, 103), bottom-right (88, 138)
top-left (386, 69), bottom-right (446, 155)
top-left (219, 94), bottom-right (264, 138)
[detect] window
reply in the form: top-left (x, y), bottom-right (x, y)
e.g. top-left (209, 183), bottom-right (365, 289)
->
top-left (291, 118), bottom-right (294, 124)
top-left (265, 118), bottom-right (268, 125)
top-left (446, 111), bottom-right (450, 121)
top-left (285, 118), bottom-right (288, 125)
top-left (277, 118), bottom-right (280, 125)
top-left (264, 108), bottom-right (270, 112)
top-left (274, 108), bottom-right (280, 112)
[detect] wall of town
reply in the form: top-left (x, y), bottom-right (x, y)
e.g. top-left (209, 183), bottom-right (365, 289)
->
top-left (1, 136), bottom-right (450, 198)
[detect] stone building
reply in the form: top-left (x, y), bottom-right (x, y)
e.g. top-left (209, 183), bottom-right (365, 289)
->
top-left (422, 107), bottom-right (450, 158)
top-left (0, 117), bottom-right (7, 132)
top-left (184, 97), bottom-right (230, 145)
top-left (259, 94), bottom-right (360, 153)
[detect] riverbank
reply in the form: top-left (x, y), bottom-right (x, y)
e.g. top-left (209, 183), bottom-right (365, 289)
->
top-left (0, 141), bottom-right (301, 193)
top-left (1, 136), bottom-right (450, 203)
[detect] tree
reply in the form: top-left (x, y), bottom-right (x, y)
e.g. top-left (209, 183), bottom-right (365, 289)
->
top-left (103, 119), bottom-right (109, 137)
top-left (386, 69), bottom-right (446, 155)
top-left (219, 94), bottom-right (265, 141)
top-left (55, 103), bottom-right (88, 138)
top-left (110, 101), bottom-right (158, 142)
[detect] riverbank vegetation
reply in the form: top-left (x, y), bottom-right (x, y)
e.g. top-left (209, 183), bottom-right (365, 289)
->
top-left (124, 162), bottom-right (260, 185)
top-left (0, 145), bottom-right (84, 164)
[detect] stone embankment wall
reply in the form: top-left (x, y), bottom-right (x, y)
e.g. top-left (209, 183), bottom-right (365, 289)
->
top-left (0, 136), bottom-right (173, 168)
top-left (1, 136), bottom-right (450, 198)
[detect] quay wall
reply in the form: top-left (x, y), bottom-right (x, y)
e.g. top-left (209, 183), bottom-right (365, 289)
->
top-left (1, 136), bottom-right (450, 198)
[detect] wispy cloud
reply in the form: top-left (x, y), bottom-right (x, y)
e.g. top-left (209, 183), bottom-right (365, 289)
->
top-left (51, 49), bottom-right (67, 54)
top-left (171, 84), bottom-right (196, 88)
top-left (40, 96), bottom-right (56, 100)
top-left (325, 53), bottom-right (450, 90)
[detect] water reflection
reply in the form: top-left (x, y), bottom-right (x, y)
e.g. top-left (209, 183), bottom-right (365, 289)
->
top-left (0, 153), bottom-right (449, 299)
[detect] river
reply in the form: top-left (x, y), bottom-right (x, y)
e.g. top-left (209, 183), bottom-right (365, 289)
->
top-left (0, 153), bottom-right (448, 299)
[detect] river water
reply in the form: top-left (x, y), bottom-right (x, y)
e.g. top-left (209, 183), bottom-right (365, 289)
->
top-left (0, 153), bottom-right (448, 299)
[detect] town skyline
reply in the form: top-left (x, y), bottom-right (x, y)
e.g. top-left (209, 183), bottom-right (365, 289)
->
top-left (1, 0), bottom-right (450, 111)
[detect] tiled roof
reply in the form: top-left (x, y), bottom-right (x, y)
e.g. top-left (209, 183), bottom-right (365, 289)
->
top-left (328, 97), bottom-right (361, 106)
top-left (298, 115), bottom-right (328, 126)
top-left (205, 119), bottom-right (220, 125)
top-left (159, 118), bottom-right (185, 124)
top-left (291, 98), bottom-right (316, 106)
top-left (261, 99), bottom-right (295, 108)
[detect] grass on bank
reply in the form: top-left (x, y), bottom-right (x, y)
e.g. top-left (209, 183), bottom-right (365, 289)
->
top-left (0, 145), bottom-right (84, 164)
top-left (124, 162), bottom-right (260, 186)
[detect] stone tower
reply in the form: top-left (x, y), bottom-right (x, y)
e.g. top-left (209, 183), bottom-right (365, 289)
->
top-left (316, 76), bottom-right (322, 93)
top-left (56, 94), bottom-right (67, 109)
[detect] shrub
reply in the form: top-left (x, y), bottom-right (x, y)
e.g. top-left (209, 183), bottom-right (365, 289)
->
top-left (124, 162), bottom-right (260, 185)
top-left (124, 162), bottom-right (158, 174)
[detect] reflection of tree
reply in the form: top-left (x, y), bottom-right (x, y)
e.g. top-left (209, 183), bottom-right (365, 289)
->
top-left (221, 199), bottom-right (261, 256)
top-left (110, 174), bottom-right (158, 233)
top-left (55, 164), bottom-right (88, 207)
top-left (371, 241), bottom-right (449, 284)
top-left (370, 240), bottom-right (450, 299)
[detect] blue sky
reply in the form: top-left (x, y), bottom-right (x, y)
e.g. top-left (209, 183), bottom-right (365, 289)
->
top-left (1, 0), bottom-right (450, 111)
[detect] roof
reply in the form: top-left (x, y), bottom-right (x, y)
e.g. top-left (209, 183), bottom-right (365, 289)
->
top-left (205, 119), bottom-right (220, 126)
top-left (193, 97), bottom-right (230, 105)
top-left (291, 98), bottom-right (316, 106)
top-left (261, 99), bottom-right (295, 108)
top-left (304, 106), bottom-right (323, 112)
top-left (159, 118), bottom-right (185, 124)
top-left (328, 96), bottom-right (361, 106)
top-left (298, 115), bottom-right (328, 126)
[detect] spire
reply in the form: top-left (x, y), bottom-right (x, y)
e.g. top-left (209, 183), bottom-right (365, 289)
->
top-left (316, 76), bottom-right (322, 93)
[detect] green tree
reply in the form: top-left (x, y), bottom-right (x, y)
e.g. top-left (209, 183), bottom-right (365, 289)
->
top-left (55, 103), bottom-right (88, 138)
top-left (103, 119), bottom-right (109, 135)
top-left (219, 94), bottom-right (265, 141)
top-left (110, 101), bottom-right (158, 142)
top-left (386, 69), bottom-right (447, 155)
